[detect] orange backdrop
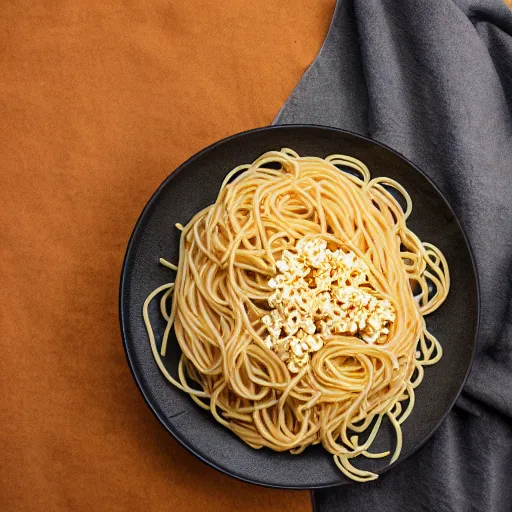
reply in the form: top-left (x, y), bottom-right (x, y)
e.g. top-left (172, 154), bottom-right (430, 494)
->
top-left (0, 1), bottom-right (334, 511)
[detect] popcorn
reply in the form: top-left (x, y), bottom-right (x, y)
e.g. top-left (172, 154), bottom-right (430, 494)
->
top-left (261, 237), bottom-right (396, 373)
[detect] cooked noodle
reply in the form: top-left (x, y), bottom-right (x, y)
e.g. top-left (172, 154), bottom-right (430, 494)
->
top-left (143, 149), bottom-right (449, 482)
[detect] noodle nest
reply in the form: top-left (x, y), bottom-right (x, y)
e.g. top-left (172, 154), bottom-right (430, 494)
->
top-left (143, 149), bottom-right (449, 482)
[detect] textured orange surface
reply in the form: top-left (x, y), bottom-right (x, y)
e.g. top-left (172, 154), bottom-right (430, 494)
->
top-left (0, 1), bottom-right (334, 511)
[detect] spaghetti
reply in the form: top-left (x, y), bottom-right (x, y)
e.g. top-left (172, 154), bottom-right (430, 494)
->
top-left (143, 149), bottom-right (449, 481)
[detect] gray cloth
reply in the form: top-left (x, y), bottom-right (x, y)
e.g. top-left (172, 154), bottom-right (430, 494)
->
top-left (274, 0), bottom-right (512, 510)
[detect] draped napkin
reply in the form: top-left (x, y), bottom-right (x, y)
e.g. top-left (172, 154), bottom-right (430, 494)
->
top-left (274, 1), bottom-right (512, 510)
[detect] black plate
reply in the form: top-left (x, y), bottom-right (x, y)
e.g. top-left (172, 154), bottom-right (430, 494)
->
top-left (119, 125), bottom-right (479, 489)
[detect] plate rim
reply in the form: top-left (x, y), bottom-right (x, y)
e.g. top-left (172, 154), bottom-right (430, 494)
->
top-left (119, 124), bottom-right (480, 489)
